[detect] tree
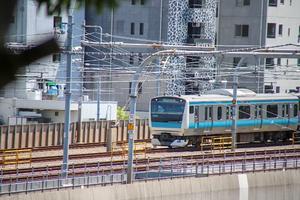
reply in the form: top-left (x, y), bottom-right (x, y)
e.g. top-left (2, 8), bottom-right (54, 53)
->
top-left (0, 0), bottom-right (118, 91)
top-left (117, 106), bottom-right (129, 120)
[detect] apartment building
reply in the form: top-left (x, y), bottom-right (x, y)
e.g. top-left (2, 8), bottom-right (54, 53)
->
top-left (84, 0), bottom-right (217, 111)
top-left (218, 0), bottom-right (300, 93)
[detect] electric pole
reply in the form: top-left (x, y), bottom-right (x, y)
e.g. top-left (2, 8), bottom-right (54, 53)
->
top-left (62, 15), bottom-right (73, 178)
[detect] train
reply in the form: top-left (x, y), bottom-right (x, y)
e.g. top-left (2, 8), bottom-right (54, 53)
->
top-left (149, 89), bottom-right (300, 148)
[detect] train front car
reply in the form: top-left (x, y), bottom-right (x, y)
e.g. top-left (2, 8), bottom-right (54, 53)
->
top-left (150, 97), bottom-right (188, 148)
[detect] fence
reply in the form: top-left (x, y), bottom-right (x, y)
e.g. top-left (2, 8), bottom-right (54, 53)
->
top-left (0, 154), bottom-right (299, 195)
top-left (0, 120), bottom-right (150, 150)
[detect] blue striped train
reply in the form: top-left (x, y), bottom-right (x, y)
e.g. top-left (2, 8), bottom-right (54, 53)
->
top-left (150, 89), bottom-right (300, 148)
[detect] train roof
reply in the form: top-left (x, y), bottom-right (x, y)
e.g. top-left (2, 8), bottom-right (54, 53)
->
top-left (155, 89), bottom-right (299, 103)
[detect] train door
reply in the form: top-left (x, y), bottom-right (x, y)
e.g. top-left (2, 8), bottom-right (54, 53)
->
top-left (282, 104), bottom-right (290, 127)
top-left (254, 105), bottom-right (263, 129)
top-left (194, 106), bottom-right (200, 129)
top-left (189, 105), bottom-right (195, 128)
top-left (204, 106), bottom-right (213, 131)
top-left (225, 106), bottom-right (231, 129)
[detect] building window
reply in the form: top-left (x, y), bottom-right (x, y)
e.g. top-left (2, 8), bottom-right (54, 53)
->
top-left (236, 0), bottom-right (250, 6)
top-left (53, 16), bottom-right (62, 28)
top-left (286, 59), bottom-right (289, 66)
top-left (233, 57), bottom-right (247, 67)
top-left (289, 0), bottom-right (292, 5)
top-left (138, 53), bottom-right (143, 64)
top-left (243, 0), bottom-right (250, 5)
top-left (189, 0), bottom-right (205, 8)
top-left (188, 22), bottom-right (204, 39)
top-left (269, 0), bottom-right (278, 6)
top-left (267, 105), bottom-right (278, 118)
top-left (116, 20), bottom-right (124, 34)
top-left (280, 0), bottom-right (284, 4)
top-left (297, 58), bottom-right (300, 66)
top-left (55, 112), bottom-right (59, 116)
top-left (265, 85), bottom-right (274, 93)
top-left (277, 58), bottom-right (281, 66)
top-left (129, 82), bottom-right (142, 94)
top-left (266, 58), bottom-right (275, 68)
top-left (288, 28), bottom-right (290, 36)
top-left (239, 105), bottom-right (251, 119)
top-left (267, 23), bottom-right (276, 38)
top-left (141, 0), bottom-right (145, 5)
top-left (139, 23), bottom-right (144, 35)
top-left (278, 24), bottom-right (283, 36)
top-left (235, 24), bottom-right (249, 37)
top-left (129, 53), bottom-right (134, 64)
top-left (276, 86), bottom-right (280, 93)
top-left (130, 23), bottom-right (135, 35)
top-left (52, 53), bottom-right (61, 62)
top-left (131, 0), bottom-right (136, 5)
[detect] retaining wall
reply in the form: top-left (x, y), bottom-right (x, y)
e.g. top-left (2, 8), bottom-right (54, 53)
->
top-left (2, 169), bottom-right (300, 200)
top-left (0, 119), bottom-right (150, 149)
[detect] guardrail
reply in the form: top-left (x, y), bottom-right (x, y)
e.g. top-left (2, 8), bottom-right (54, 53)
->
top-left (0, 153), bottom-right (299, 195)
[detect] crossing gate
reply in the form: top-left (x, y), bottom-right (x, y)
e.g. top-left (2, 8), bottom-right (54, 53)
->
top-left (0, 149), bottom-right (32, 168)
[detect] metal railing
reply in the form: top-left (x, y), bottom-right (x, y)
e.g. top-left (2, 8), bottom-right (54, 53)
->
top-left (0, 154), bottom-right (299, 195)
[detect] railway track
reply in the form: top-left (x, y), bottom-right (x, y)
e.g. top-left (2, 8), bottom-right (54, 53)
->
top-left (1, 147), bottom-right (300, 182)
top-left (5, 143), bottom-right (300, 163)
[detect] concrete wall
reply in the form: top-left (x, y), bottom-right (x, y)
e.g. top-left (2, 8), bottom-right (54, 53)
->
top-left (2, 169), bottom-right (300, 200)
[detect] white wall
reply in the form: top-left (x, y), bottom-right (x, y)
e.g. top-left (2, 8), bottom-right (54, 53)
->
top-left (81, 102), bottom-right (117, 121)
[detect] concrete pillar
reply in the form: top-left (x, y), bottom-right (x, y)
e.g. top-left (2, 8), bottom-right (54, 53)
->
top-left (106, 121), bottom-right (118, 152)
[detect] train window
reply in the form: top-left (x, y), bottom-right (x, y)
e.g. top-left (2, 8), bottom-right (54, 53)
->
top-left (189, 106), bottom-right (194, 114)
top-left (239, 105), bottom-right (250, 119)
top-left (294, 104), bottom-right (298, 117)
top-left (267, 105), bottom-right (278, 118)
top-left (217, 106), bottom-right (222, 120)
top-left (205, 107), bottom-right (208, 120)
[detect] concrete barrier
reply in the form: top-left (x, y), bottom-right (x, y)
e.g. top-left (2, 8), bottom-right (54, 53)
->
top-left (2, 170), bottom-right (300, 200)
top-left (0, 119), bottom-right (150, 150)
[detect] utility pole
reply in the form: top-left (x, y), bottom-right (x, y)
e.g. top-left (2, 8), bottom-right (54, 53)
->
top-left (77, 20), bottom-right (85, 142)
top-left (97, 75), bottom-right (101, 121)
top-left (62, 15), bottom-right (73, 178)
top-left (231, 57), bottom-right (245, 151)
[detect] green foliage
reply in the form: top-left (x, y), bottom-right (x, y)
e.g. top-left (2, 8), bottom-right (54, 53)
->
top-left (36, 0), bottom-right (120, 15)
top-left (0, 0), bottom-right (121, 91)
top-left (117, 106), bottom-right (129, 120)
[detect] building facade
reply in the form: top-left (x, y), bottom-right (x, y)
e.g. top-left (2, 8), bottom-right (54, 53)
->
top-left (84, 0), bottom-right (217, 111)
top-left (217, 0), bottom-right (300, 93)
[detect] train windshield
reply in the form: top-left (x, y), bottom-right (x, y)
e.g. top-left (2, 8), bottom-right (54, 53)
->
top-left (151, 97), bottom-right (185, 122)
